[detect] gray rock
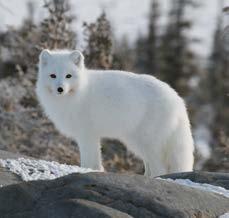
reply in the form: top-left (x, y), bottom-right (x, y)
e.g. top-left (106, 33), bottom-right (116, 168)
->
top-left (0, 150), bottom-right (25, 187)
top-left (0, 144), bottom-right (6, 150)
top-left (0, 167), bottom-right (22, 187)
top-left (4, 199), bottom-right (133, 218)
top-left (0, 172), bottom-right (229, 218)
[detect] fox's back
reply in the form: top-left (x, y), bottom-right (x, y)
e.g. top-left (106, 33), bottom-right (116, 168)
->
top-left (82, 70), bottom-right (184, 136)
top-left (87, 69), bottom-right (183, 117)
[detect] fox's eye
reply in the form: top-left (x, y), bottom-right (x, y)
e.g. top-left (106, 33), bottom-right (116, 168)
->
top-left (66, 74), bottom-right (72, 79)
top-left (50, 74), bottom-right (56, 79)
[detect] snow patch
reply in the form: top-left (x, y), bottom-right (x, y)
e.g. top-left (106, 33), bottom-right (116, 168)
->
top-left (0, 158), bottom-right (98, 182)
top-left (159, 178), bottom-right (229, 199)
top-left (219, 212), bottom-right (229, 218)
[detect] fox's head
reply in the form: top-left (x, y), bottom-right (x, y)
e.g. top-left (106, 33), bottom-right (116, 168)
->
top-left (38, 49), bottom-right (85, 96)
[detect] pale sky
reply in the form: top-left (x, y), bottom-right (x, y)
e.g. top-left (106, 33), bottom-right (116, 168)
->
top-left (0, 0), bottom-right (225, 57)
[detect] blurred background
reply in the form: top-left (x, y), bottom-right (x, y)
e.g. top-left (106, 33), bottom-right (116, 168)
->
top-left (0, 0), bottom-right (228, 174)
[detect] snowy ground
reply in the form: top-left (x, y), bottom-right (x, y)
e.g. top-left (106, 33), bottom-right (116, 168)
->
top-left (220, 212), bottom-right (229, 218)
top-left (0, 158), bottom-right (97, 181)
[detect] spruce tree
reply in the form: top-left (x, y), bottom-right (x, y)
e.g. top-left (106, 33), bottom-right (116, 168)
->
top-left (135, 35), bottom-right (148, 73)
top-left (135, 0), bottom-right (160, 75)
top-left (83, 12), bottom-right (113, 69)
top-left (0, 1), bottom-right (37, 72)
top-left (1, 0), bottom-right (77, 72)
top-left (204, 9), bottom-right (229, 171)
top-left (146, 0), bottom-right (160, 75)
top-left (113, 36), bottom-right (135, 71)
top-left (39, 0), bottom-right (77, 50)
top-left (159, 0), bottom-right (197, 96)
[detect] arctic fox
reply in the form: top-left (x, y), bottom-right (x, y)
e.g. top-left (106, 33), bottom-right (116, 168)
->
top-left (36, 49), bottom-right (194, 177)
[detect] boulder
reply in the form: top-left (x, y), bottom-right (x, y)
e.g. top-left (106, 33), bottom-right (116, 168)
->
top-left (0, 167), bottom-right (22, 187)
top-left (0, 150), bottom-right (24, 187)
top-left (0, 172), bottom-right (228, 218)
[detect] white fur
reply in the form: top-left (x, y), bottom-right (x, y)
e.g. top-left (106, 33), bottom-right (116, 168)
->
top-left (36, 49), bottom-right (194, 177)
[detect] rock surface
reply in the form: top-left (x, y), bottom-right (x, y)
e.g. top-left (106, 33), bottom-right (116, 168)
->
top-left (0, 167), bottom-right (22, 187)
top-left (0, 150), bottom-right (24, 186)
top-left (0, 150), bottom-right (229, 218)
top-left (0, 172), bottom-right (229, 218)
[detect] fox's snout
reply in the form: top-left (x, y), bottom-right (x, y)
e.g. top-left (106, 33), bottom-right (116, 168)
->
top-left (57, 87), bottom-right (64, 94)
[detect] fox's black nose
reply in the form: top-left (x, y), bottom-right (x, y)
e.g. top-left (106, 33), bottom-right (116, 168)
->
top-left (57, 87), bottom-right (63, 93)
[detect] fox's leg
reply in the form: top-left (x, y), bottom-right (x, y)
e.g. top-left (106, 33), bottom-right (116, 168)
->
top-left (126, 136), bottom-right (167, 177)
top-left (145, 157), bottom-right (167, 177)
top-left (77, 135), bottom-right (103, 171)
top-left (144, 161), bottom-right (151, 177)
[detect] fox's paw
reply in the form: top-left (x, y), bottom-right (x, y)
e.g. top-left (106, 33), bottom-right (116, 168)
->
top-left (99, 165), bottom-right (105, 172)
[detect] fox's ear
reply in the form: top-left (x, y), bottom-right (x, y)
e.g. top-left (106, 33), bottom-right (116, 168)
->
top-left (39, 49), bottom-right (51, 67)
top-left (70, 50), bottom-right (84, 68)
